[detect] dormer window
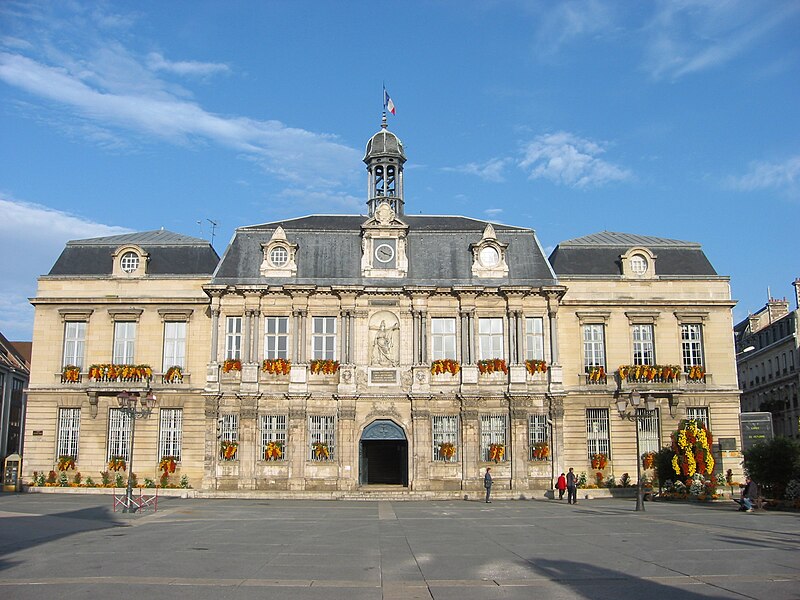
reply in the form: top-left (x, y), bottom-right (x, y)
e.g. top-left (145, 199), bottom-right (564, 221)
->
top-left (479, 246), bottom-right (500, 268)
top-left (112, 245), bottom-right (148, 277)
top-left (270, 246), bottom-right (289, 267)
top-left (621, 247), bottom-right (657, 279)
top-left (260, 226), bottom-right (298, 277)
top-left (630, 254), bottom-right (648, 275)
top-left (471, 224), bottom-right (509, 278)
top-left (120, 251), bottom-right (140, 273)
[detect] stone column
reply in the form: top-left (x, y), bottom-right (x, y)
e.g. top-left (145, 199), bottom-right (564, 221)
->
top-left (460, 398), bottom-right (480, 491)
top-left (287, 401), bottom-right (308, 490)
top-left (239, 397), bottom-right (258, 490)
top-left (210, 308), bottom-right (220, 363)
top-left (549, 394), bottom-right (565, 487)
top-left (411, 406), bottom-right (431, 490)
top-left (509, 398), bottom-right (530, 491)
top-left (337, 399), bottom-right (357, 490)
top-left (203, 395), bottom-right (219, 490)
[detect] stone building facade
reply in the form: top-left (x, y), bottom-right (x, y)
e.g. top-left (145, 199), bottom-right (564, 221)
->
top-left (22, 120), bottom-right (744, 495)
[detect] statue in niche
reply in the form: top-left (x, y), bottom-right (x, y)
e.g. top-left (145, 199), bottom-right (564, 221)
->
top-left (369, 313), bottom-right (400, 367)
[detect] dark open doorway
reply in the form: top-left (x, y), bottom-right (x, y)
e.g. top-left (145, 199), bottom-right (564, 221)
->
top-left (359, 420), bottom-right (408, 486)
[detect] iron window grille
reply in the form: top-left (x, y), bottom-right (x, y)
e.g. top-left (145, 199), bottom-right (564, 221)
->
top-left (57, 407), bottom-right (81, 459)
top-left (480, 413), bottom-right (508, 462)
top-left (309, 414), bottom-right (335, 461)
top-left (159, 408), bottom-right (182, 460)
top-left (586, 408), bottom-right (610, 459)
top-left (106, 408), bottom-right (131, 461)
top-left (261, 414), bottom-right (287, 460)
top-left (432, 415), bottom-right (459, 462)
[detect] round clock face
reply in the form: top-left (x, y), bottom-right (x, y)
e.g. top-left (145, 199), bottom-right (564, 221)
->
top-left (375, 243), bottom-right (395, 263)
top-left (479, 246), bottom-right (499, 267)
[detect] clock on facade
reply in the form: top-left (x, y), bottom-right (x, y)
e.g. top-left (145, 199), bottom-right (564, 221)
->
top-left (479, 246), bottom-right (499, 267)
top-left (375, 243), bottom-right (395, 263)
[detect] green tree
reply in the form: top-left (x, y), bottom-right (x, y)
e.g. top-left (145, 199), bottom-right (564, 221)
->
top-left (743, 437), bottom-right (800, 499)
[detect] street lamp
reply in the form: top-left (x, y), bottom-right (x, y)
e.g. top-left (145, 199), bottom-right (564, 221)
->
top-left (117, 390), bottom-right (156, 513)
top-left (616, 390), bottom-right (657, 511)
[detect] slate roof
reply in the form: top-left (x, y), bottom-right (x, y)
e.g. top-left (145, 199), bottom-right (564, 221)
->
top-left (213, 215), bottom-right (557, 287)
top-left (548, 231), bottom-right (717, 276)
top-left (47, 230), bottom-right (220, 276)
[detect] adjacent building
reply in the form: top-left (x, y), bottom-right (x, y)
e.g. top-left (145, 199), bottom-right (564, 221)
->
top-left (0, 332), bottom-right (30, 462)
top-left (22, 119), bottom-right (744, 495)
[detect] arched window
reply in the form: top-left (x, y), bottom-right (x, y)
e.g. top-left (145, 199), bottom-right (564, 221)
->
top-left (386, 166), bottom-right (396, 196)
top-left (374, 166), bottom-right (384, 196)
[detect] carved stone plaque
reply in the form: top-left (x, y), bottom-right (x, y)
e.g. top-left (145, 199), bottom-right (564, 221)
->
top-left (370, 369), bottom-right (397, 384)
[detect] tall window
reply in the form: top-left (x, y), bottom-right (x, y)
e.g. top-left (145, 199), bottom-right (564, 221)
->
top-left (261, 414), bottom-right (287, 460)
top-left (57, 408), bottom-right (81, 458)
top-left (632, 324), bottom-right (654, 365)
top-left (525, 317), bottom-right (545, 361)
top-left (636, 408), bottom-right (660, 454)
top-left (432, 415), bottom-right (458, 462)
top-left (264, 317), bottom-right (289, 360)
top-left (431, 318), bottom-right (457, 360)
top-left (681, 324), bottom-right (704, 371)
top-left (586, 408), bottom-right (610, 458)
top-left (113, 321), bottom-right (136, 364)
top-left (312, 317), bottom-right (337, 360)
top-left (686, 406), bottom-right (709, 429)
top-left (220, 413), bottom-right (238, 460)
top-left (107, 408), bottom-right (131, 461)
top-left (583, 324), bottom-right (606, 371)
top-left (225, 316), bottom-right (242, 360)
top-left (528, 414), bottom-right (548, 460)
top-left (63, 321), bottom-right (86, 368)
top-left (309, 415), bottom-right (335, 460)
top-left (159, 408), bottom-right (182, 460)
top-left (480, 414), bottom-right (507, 462)
top-left (478, 318), bottom-right (504, 359)
top-left (162, 321), bottom-right (186, 371)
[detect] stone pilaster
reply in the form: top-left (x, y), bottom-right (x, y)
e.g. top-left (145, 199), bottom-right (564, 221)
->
top-left (336, 397), bottom-right (357, 490)
top-left (239, 397), bottom-right (258, 490)
top-left (410, 404), bottom-right (431, 490)
top-left (287, 397), bottom-right (308, 490)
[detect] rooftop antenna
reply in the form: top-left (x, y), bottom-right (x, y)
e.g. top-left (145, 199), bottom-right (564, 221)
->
top-left (206, 219), bottom-right (218, 247)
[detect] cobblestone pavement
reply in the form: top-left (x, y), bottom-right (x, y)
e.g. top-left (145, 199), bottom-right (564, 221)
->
top-left (1, 493), bottom-right (798, 599)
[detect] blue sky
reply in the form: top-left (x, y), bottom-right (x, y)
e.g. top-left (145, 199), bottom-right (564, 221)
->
top-left (1, 1), bottom-right (798, 341)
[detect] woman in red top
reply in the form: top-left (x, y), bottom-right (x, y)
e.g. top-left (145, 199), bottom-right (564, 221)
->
top-left (556, 473), bottom-right (567, 500)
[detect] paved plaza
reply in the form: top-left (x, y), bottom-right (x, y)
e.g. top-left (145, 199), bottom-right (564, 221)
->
top-left (0, 493), bottom-right (798, 599)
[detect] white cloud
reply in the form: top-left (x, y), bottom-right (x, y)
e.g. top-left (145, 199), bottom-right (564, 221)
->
top-left (484, 208), bottom-right (504, 217)
top-left (443, 158), bottom-right (510, 182)
top-left (533, 0), bottom-right (616, 55)
top-left (146, 52), bottom-right (230, 77)
top-left (518, 131), bottom-right (631, 188)
top-left (0, 195), bottom-right (131, 340)
top-left (726, 156), bottom-right (800, 199)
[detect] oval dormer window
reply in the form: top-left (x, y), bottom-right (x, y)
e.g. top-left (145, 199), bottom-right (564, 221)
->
top-left (630, 254), bottom-right (648, 276)
top-left (120, 251), bottom-right (140, 273)
top-left (270, 246), bottom-right (288, 267)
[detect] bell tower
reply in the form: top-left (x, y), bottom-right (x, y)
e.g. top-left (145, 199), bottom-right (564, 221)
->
top-left (363, 114), bottom-right (406, 216)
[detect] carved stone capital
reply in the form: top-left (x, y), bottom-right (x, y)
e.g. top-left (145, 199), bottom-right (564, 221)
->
top-left (411, 409), bottom-right (430, 420)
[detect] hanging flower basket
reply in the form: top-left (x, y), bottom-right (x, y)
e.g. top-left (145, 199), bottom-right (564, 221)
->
top-left (164, 365), bottom-right (184, 383)
top-left (687, 365), bottom-right (706, 381)
top-left (641, 451), bottom-right (656, 470)
top-left (617, 364), bottom-right (681, 383)
top-left (488, 443), bottom-right (505, 463)
top-left (587, 366), bottom-right (606, 382)
top-left (591, 453), bottom-right (608, 470)
top-left (525, 360), bottom-right (548, 375)
top-left (438, 442), bottom-right (457, 460)
top-left (262, 358), bottom-right (291, 375)
top-left (221, 440), bottom-right (238, 461)
top-left (159, 456), bottom-right (178, 474)
top-left (671, 419), bottom-right (714, 477)
top-left (431, 359), bottom-right (460, 376)
top-left (57, 455), bottom-right (76, 471)
top-left (264, 441), bottom-right (284, 461)
top-left (88, 364), bottom-right (152, 382)
top-left (222, 359), bottom-right (242, 373)
top-left (310, 359), bottom-right (340, 375)
top-left (532, 442), bottom-right (550, 460)
top-left (61, 365), bottom-right (81, 383)
top-left (478, 359), bottom-right (508, 374)
top-left (312, 441), bottom-right (330, 460)
top-left (108, 456), bottom-right (127, 472)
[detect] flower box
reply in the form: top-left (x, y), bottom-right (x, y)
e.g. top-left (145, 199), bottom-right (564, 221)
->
top-left (264, 441), bottom-right (284, 461)
top-left (586, 366), bottom-right (606, 384)
top-left (88, 363), bottom-right (152, 382)
top-left (61, 365), bottom-right (81, 383)
top-left (531, 442), bottom-right (550, 460)
top-left (262, 358), bottom-right (291, 376)
top-left (164, 365), bottom-right (184, 383)
top-left (221, 441), bottom-right (238, 461)
top-left (478, 359), bottom-right (508, 375)
top-left (686, 365), bottom-right (706, 382)
top-left (488, 443), bottom-right (505, 463)
top-left (108, 456), bottom-right (126, 472)
top-left (617, 364), bottom-right (681, 383)
top-left (310, 359), bottom-right (340, 375)
top-left (57, 455), bottom-right (76, 471)
top-left (525, 360), bottom-right (548, 375)
top-left (311, 442), bottom-right (331, 460)
top-left (438, 442), bottom-right (457, 461)
top-left (222, 359), bottom-right (242, 373)
top-left (431, 359), bottom-right (460, 376)
top-left (591, 453), bottom-right (608, 470)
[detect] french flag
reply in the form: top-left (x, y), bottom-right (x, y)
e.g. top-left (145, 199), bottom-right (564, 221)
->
top-left (384, 87), bottom-right (396, 115)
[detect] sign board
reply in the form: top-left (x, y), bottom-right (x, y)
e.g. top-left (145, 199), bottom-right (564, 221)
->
top-left (740, 412), bottom-right (774, 451)
top-left (718, 437), bottom-right (737, 451)
top-left (370, 369), bottom-right (397, 384)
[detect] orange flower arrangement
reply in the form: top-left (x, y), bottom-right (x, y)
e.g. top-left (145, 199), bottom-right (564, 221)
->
top-left (588, 366), bottom-right (606, 382)
top-left (262, 358), bottom-right (291, 375)
top-left (57, 455), bottom-right (76, 471)
top-left (525, 360), bottom-right (548, 375)
top-left (222, 359), bottom-right (242, 373)
top-left (478, 359), bottom-right (508, 374)
top-left (108, 456), bottom-right (126, 472)
top-left (531, 442), bottom-right (550, 460)
top-left (310, 359), bottom-right (340, 375)
top-left (164, 365), bottom-right (183, 383)
top-left (312, 441), bottom-right (330, 459)
top-left (687, 365), bottom-right (706, 381)
top-left (264, 441), bottom-right (284, 460)
top-left (438, 442), bottom-right (457, 460)
top-left (641, 451), bottom-right (656, 470)
top-left (591, 453), bottom-right (608, 470)
top-left (61, 365), bottom-right (81, 383)
top-left (88, 364), bottom-right (152, 382)
top-left (488, 443), bottom-right (505, 463)
top-left (159, 456), bottom-right (177, 474)
top-left (617, 365), bottom-right (681, 383)
top-left (221, 441), bottom-right (238, 460)
top-left (431, 359), bottom-right (460, 376)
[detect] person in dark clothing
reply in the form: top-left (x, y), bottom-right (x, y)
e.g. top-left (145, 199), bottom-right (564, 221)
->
top-left (556, 473), bottom-right (567, 500)
top-left (566, 467), bottom-right (578, 505)
top-left (741, 476), bottom-right (758, 512)
top-left (484, 467), bottom-right (493, 503)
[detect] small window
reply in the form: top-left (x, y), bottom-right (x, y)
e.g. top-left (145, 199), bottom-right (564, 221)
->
top-left (630, 254), bottom-right (648, 275)
top-left (480, 414), bottom-right (507, 462)
top-left (120, 251), bottom-right (140, 273)
top-left (270, 246), bottom-right (288, 267)
top-left (432, 415), bottom-right (459, 462)
top-left (159, 408), bottom-right (182, 460)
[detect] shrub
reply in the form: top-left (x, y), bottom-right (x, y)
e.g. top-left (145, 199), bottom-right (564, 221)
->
top-left (101, 471), bottom-right (111, 486)
top-left (47, 471), bottom-right (57, 484)
top-left (785, 479), bottom-right (800, 501)
top-left (58, 471), bottom-right (68, 487)
top-left (114, 473), bottom-right (124, 488)
top-left (604, 474), bottom-right (616, 488)
top-left (577, 472), bottom-right (587, 488)
top-left (619, 473), bottom-right (632, 488)
top-left (743, 437), bottom-right (800, 499)
top-left (130, 472), bottom-right (138, 488)
top-left (144, 478), bottom-right (156, 488)
top-left (85, 477), bottom-right (95, 487)
top-left (179, 475), bottom-right (190, 489)
top-left (73, 472), bottom-right (82, 485)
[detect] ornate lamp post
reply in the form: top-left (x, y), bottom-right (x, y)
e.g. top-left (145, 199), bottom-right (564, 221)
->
top-left (616, 390), bottom-right (657, 512)
top-left (117, 390), bottom-right (156, 513)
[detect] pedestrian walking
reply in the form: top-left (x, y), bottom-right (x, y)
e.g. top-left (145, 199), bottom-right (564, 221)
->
top-left (566, 467), bottom-right (578, 505)
top-left (556, 472), bottom-right (567, 500)
top-left (484, 467), bottom-right (493, 503)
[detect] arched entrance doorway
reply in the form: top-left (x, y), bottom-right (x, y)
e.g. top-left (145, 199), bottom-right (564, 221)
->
top-left (359, 420), bottom-right (408, 486)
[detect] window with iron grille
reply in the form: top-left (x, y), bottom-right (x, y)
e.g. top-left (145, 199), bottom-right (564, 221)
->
top-left (57, 408), bottom-right (81, 458)
top-left (219, 413), bottom-right (239, 460)
top-left (586, 408), bottom-right (610, 458)
top-left (106, 408), bottom-right (131, 461)
top-left (525, 317), bottom-right (545, 361)
top-left (478, 318), bottom-right (504, 360)
top-left (312, 317), bottom-right (337, 360)
top-left (528, 414), bottom-right (548, 459)
top-left (159, 408), bottom-right (182, 460)
top-left (681, 324), bottom-right (704, 371)
top-left (632, 324), bottom-right (654, 365)
top-left (636, 408), bottom-right (660, 454)
top-left (113, 321), bottom-right (136, 364)
top-left (264, 317), bottom-right (289, 360)
top-left (432, 415), bottom-right (458, 461)
top-left (63, 321), bottom-right (86, 368)
top-left (309, 415), bottom-right (335, 460)
top-left (686, 406), bottom-right (710, 429)
top-left (261, 414), bottom-right (287, 460)
top-left (225, 316), bottom-right (242, 360)
top-left (431, 318), bottom-right (457, 360)
top-left (163, 321), bottom-right (186, 371)
top-left (583, 324), bottom-right (606, 371)
top-left (480, 414), bottom-right (507, 462)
